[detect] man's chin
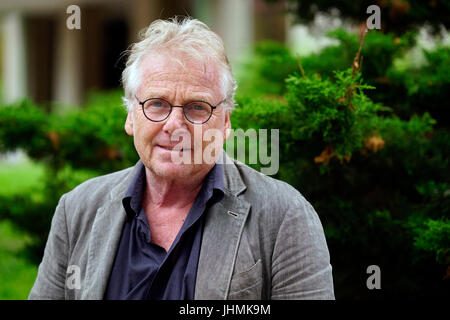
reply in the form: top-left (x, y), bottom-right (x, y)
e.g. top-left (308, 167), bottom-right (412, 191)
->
top-left (149, 161), bottom-right (195, 180)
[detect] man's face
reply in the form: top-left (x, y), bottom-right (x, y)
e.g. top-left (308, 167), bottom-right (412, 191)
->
top-left (125, 52), bottom-right (231, 181)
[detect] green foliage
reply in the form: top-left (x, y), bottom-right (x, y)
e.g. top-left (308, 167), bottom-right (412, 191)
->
top-left (302, 28), bottom-right (415, 80)
top-left (0, 159), bottom-right (44, 196)
top-left (286, 70), bottom-right (389, 157)
top-left (238, 28), bottom-right (450, 131)
top-left (413, 218), bottom-right (450, 264)
top-left (232, 94), bottom-right (289, 130)
top-left (0, 220), bottom-right (38, 299)
top-left (388, 46), bottom-right (450, 126)
top-left (0, 91), bottom-right (138, 174)
top-left (232, 33), bottom-right (449, 298)
top-left (0, 100), bottom-right (51, 159)
top-left (237, 41), bottom-right (297, 96)
top-left (238, 29), bottom-right (417, 113)
top-left (0, 90), bottom-right (137, 262)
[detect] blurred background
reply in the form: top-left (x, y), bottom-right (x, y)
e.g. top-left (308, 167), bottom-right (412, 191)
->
top-left (0, 0), bottom-right (448, 299)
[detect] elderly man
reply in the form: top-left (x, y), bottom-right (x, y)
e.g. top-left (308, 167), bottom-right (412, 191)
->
top-left (29, 17), bottom-right (334, 300)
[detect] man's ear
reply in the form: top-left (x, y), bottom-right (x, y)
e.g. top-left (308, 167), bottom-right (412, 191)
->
top-left (224, 110), bottom-right (231, 140)
top-left (125, 112), bottom-right (134, 136)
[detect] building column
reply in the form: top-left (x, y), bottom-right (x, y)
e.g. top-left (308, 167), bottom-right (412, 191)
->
top-left (253, 0), bottom-right (287, 44)
top-left (1, 11), bottom-right (27, 105)
top-left (211, 0), bottom-right (254, 66)
top-left (52, 12), bottom-right (82, 109)
top-left (127, 0), bottom-right (164, 43)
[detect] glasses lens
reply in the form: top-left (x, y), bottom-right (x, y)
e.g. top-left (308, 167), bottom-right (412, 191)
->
top-left (143, 99), bottom-right (171, 121)
top-left (184, 102), bottom-right (212, 123)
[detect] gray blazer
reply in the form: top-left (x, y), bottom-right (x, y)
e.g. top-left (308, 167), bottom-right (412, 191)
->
top-left (28, 154), bottom-right (334, 300)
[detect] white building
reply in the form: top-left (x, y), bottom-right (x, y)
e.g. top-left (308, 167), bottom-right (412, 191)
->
top-left (0, 0), bottom-right (287, 109)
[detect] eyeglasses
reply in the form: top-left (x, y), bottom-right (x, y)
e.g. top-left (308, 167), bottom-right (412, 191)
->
top-left (135, 96), bottom-right (226, 124)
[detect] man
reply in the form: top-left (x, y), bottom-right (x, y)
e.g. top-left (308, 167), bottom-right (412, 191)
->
top-left (29, 17), bottom-right (334, 300)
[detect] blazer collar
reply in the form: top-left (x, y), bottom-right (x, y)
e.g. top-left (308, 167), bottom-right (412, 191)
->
top-left (194, 151), bottom-right (251, 299)
top-left (221, 151), bottom-right (247, 196)
top-left (81, 162), bottom-right (141, 299)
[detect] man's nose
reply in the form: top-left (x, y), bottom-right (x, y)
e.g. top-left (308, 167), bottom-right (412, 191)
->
top-left (162, 106), bottom-right (187, 132)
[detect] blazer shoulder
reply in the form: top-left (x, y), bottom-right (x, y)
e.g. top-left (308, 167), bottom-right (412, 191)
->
top-left (56, 166), bottom-right (135, 241)
top-left (232, 159), bottom-right (305, 207)
top-left (60, 166), bottom-right (135, 221)
top-left (65, 166), bottom-right (134, 202)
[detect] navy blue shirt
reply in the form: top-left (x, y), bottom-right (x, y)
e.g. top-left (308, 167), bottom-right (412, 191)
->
top-left (104, 162), bottom-right (224, 300)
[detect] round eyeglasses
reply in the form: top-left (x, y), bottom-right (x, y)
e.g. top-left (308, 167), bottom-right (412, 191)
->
top-left (135, 96), bottom-right (226, 124)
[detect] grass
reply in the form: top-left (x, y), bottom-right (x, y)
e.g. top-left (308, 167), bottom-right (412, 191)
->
top-left (0, 157), bottom-right (43, 299)
top-left (0, 220), bottom-right (38, 299)
top-left (0, 156), bottom-right (98, 299)
top-left (0, 158), bottom-right (45, 196)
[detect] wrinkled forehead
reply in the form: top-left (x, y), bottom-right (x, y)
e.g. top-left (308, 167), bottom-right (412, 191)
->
top-left (138, 50), bottom-right (222, 88)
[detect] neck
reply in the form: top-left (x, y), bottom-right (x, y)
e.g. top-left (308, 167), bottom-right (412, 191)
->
top-left (143, 167), bottom-right (208, 210)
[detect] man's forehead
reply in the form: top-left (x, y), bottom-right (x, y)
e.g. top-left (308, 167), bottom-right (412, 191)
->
top-left (139, 51), bottom-right (220, 82)
top-left (136, 52), bottom-right (222, 101)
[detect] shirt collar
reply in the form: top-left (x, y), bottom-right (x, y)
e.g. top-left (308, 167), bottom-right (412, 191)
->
top-left (122, 162), bottom-right (146, 221)
top-left (122, 162), bottom-right (225, 221)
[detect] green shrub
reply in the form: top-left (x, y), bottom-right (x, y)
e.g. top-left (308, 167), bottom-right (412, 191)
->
top-left (0, 91), bottom-right (138, 173)
top-left (388, 46), bottom-right (450, 126)
top-left (0, 90), bottom-right (138, 262)
top-left (236, 41), bottom-right (297, 96)
top-left (413, 218), bottom-right (450, 264)
top-left (0, 99), bottom-right (51, 159)
top-left (232, 53), bottom-right (448, 297)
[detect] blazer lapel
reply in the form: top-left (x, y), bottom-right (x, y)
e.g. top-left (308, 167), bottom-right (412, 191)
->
top-left (81, 163), bottom-right (140, 300)
top-left (195, 154), bottom-right (251, 300)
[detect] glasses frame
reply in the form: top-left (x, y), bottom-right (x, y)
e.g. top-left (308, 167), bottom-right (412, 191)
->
top-left (135, 96), bottom-right (226, 124)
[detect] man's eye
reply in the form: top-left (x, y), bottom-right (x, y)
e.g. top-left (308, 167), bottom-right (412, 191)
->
top-left (193, 104), bottom-right (206, 111)
top-left (151, 101), bottom-right (164, 107)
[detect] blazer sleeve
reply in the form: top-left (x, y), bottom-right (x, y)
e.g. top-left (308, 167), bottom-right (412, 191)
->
top-left (270, 196), bottom-right (335, 300)
top-left (28, 194), bottom-right (69, 300)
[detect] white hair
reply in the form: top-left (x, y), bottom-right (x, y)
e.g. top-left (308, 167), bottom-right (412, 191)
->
top-left (121, 16), bottom-right (237, 113)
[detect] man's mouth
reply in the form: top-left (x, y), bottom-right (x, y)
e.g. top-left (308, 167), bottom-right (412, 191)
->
top-left (157, 145), bottom-right (192, 152)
